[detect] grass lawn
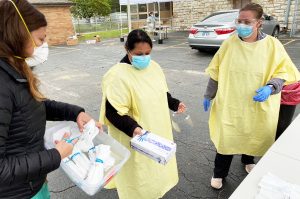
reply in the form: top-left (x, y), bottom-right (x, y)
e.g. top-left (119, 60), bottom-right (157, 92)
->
top-left (78, 29), bottom-right (129, 41)
top-left (75, 23), bottom-right (117, 33)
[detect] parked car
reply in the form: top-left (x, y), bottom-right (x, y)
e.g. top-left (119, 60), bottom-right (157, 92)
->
top-left (188, 10), bottom-right (280, 50)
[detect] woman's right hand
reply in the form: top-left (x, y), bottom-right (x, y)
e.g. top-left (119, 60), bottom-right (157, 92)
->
top-left (55, 133), bottom-right (78, 159)
top-left (133, 127), bottom-right (143, 137)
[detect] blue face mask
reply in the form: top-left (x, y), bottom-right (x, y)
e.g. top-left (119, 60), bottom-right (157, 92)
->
top-left (236, 24), bottom-right (254, 38)
top-left (131, 54), bottom-right (151, 70)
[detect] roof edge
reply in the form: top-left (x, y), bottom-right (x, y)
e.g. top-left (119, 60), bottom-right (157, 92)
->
top-left (31, 2), bottom-right (73, 6)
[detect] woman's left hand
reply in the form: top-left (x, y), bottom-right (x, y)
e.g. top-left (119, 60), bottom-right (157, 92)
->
top-left (76, 112), bottom-right (103, 132)
top-left (177, 102), bottom-right (186, 113)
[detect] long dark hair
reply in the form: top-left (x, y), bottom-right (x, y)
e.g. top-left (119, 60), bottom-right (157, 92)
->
top-left (125, 29), bottom-right (153, 51)
top-left (0, 0), bottom-right (47, 101)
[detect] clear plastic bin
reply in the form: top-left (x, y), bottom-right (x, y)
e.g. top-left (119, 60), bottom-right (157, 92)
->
top-left (44, 121), bottom-right (130, 196)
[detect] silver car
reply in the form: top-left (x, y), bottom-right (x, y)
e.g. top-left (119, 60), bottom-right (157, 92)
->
top-left (188, 10), bottom-right (280, 50)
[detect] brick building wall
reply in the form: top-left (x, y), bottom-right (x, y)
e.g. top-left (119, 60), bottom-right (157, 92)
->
top-left (36, 6), bottom-right (75, 45)
top-left (173, 0), bottom-right (295, 30)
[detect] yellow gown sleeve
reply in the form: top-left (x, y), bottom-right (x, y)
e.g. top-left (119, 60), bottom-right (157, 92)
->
top-left (205, 52), bottom-right (220, 81)
top-left (272, 39), bottom-right (300, 84)
top-left (105, 75), bottom-right (132, 116)
top-left (205, 37), bottom-right (230, 81)
top-left (102, 71), bottom-right (131, 116)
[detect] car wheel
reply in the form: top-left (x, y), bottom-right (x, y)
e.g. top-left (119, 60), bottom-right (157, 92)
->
top-left (272, 27), bottom-right (280, 38)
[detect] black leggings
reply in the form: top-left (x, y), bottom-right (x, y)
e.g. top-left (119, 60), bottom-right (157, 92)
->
top-left (276, 104), bottom-right (297, 140)
top-left (213, 153), bottom-right (254, 178)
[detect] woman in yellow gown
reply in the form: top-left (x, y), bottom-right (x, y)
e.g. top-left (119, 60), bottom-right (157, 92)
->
top-left (100, 29), bottom-right (186, 199)
top-left (203, 3), bottom-right (300, 189)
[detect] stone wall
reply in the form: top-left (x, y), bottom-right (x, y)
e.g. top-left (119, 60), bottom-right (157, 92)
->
top-left (36, 6), bottom-right (75, 45)
top-left (173, 0), bottom-right (234, 29)
top-left (254, 0), bottom-right (296, 30)
top-left (173, 0), bottom-right (296, 30)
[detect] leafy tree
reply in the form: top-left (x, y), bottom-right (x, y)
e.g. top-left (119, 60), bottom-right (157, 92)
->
top-left (71, 0), bottom-right (111, 19)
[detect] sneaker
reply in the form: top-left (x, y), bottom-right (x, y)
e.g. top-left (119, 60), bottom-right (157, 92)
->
top-left (211, 177), bottom-right (223, 189)
top-left (245, 164), bottom-right (256, 173)
top-left (152, 39), bottom-right (156, 42)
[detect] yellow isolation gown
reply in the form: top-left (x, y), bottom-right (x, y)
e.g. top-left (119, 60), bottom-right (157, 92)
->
top-left (206, 34), bottom-right (300, 156)
top-left (99, 60), bottom-right (178, 199)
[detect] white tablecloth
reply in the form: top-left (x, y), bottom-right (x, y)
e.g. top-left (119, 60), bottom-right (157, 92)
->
top-left (230, 114), bottom-right (300, 199)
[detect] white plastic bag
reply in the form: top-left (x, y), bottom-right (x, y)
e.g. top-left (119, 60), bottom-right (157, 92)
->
top-left (76, 120), bottom-right (99, 152)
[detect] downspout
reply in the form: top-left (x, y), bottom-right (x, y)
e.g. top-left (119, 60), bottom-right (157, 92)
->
top-left (285, 0), bottom-right (292, 30)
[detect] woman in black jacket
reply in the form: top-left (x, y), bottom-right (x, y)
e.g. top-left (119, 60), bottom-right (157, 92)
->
top-left (0, 0), bottom-right (101, 198)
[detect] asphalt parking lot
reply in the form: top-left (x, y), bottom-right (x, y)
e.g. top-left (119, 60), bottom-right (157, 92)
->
top-left (37, 31), bottom-right (300, 199)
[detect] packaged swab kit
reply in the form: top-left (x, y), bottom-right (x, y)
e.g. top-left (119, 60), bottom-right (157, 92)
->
top-left (44, 120), bottom-right (130, 196)
top-left (130, 130), bottom-right (176, 165)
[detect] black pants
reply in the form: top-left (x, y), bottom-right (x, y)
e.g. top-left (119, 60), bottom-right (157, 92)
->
top-left (213, 153), bottom-right (254, 178)
top-left (276, 104), bottom-right (297, 140)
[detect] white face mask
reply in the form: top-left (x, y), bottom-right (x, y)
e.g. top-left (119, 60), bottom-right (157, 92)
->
top-left (26, 42), bottom-right (49, 67)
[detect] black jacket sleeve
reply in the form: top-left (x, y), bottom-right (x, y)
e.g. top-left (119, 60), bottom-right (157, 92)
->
top-left (105, 92), bottom-right (181, 137)
top-left (44, 100), bottom-right (85, 122)
top-left (105, 100), bottom-right (141, 137)
top-left (167, 92), bottom-right (181, 112)
top-left (0, 87), bottom-right (61, 185)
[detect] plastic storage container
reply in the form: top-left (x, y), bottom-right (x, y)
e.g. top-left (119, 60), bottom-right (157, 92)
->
top-left (44, 121), bottom-right (130, 196)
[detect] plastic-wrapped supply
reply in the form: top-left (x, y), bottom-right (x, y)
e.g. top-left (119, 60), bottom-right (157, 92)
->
top-left (96, 145), bottom-right (111, 155)
top-left (69, 148), bottom-right (90, 178)
top-left (86, 158), bottom-right (104, 185)
top-left (63, 158), bottom-right (87, 180)
top-left (76, 120), bottom-right (99, 152)
top-left (81, 157), bottom-right (105, 196)
top-left (44, 121), bottom-right (130, 196)
top-left (103, 157), bottom-right (115, 172)
top-left (88, 147), bottom-right (97, 162)
top-left (256, 173), bottom-right (300, 199)
top-left (95, 145), bottom-right (115, 172)
top-left (88, 145), bottom-right (116, 172)
top-left (130, 130), bottom-right (176, 165)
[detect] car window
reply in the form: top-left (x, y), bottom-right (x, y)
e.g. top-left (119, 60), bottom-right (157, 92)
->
top-left (201, 12), bottom-right (239, 23)
top-left (262, 13), bottom-right (275, 20)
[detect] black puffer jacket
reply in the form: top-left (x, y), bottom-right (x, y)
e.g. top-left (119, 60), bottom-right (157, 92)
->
top-left (0, 59), bottom-right (85, 199)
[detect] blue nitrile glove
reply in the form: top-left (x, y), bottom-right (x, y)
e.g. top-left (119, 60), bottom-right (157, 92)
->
top-left (253, 86), bottom-right (272, 102)
top-left (203, 98), bottom-right (211, 112)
